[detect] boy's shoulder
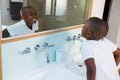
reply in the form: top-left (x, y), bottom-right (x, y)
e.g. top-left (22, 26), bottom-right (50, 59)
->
top-left (81, 38), bottom-right (114, 47)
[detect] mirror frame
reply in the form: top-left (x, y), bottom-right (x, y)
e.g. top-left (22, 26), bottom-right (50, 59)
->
top-left (0, 0), bottom-right (2, 79)
top-left (0, 0), bottom-right (2, 39)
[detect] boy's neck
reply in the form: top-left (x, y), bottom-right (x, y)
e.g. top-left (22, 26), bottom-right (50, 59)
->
top-left (26, 22), bottom-right (32, 30)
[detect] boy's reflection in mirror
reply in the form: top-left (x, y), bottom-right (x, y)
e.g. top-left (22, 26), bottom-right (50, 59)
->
top-left (2, 6), bottom-right (39, 38)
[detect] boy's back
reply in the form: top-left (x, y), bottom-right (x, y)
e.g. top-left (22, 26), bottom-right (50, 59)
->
top-left (81, 17), bottom-right (120, 80)
top-left (81, 38), bottom-right (120, 80)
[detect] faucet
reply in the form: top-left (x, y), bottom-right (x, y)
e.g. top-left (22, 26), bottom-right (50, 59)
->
top-left (42, 49), bottom-right (50, 63)
top-left (34, 45), bottom-right (50, 63)
top-left (43, 42), bottom-right (55, 49)
top-left (34, 42), bottom-right (55, 63)
top-left (66, 34), bottom-right (84, 42)
top-left (18, 47), bottom-right (31, 55)
top-left (42, 42), bottom-right (55, 63)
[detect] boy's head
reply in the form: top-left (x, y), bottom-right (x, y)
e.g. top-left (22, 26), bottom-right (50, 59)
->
top-left (82, 17), bottom-right (109, 40)
top-left (20, 6), bottom-right (37, 26)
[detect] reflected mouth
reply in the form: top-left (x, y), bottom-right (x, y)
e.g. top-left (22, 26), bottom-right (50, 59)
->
top-left (32, 18), bottom-right (37, 23)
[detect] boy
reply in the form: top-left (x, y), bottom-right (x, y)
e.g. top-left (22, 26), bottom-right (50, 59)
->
top-left (81, 17), bottom-right (120, 80)
top-left (2, 6), bottom-right (38, 38)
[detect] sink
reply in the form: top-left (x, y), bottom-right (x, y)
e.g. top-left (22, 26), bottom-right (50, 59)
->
top-left (18, 62), bottom-right (86, 80)
top-left (44, 66), bottom-right (86, 80)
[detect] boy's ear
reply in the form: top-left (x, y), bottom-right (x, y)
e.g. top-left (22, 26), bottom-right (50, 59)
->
top-left (87, 31), bottom-right (91, 38)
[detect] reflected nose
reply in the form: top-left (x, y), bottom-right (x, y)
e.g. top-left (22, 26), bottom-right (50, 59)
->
top-left (32, 15), bottom-right (37, 23)
top-left (33, 12), bottom-right (37, 19)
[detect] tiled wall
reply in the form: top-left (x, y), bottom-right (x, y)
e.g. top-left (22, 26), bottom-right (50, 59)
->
top-left (1, 27), bottom-right (82, 80)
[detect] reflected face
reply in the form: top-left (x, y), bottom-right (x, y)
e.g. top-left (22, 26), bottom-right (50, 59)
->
top-left (22, 8), bottom-right (37, 26)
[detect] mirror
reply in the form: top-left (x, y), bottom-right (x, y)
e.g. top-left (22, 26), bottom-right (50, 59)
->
top-left (1, 0), bottom-right (92, 38)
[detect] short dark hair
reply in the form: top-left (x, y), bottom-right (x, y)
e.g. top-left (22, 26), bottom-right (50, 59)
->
top-left (20, 6), bottom-right (35, 17)
top-left (87, 17), bottom-right (109, 39)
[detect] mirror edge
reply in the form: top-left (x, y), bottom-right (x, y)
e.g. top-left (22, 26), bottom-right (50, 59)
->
top-left (0, 0), bottom-right (3, 79)
top-left (0, 0), bottom-right (2, 39)
top-left (89, 0), bottom-right (93, 17)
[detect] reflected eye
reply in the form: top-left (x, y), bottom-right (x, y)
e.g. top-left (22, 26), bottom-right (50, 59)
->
top-left (29, 13), bottom-right (33, 16)
top-left (29, 13), bottom-right (37, 17)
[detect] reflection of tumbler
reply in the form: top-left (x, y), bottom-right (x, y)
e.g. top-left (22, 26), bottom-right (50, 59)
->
top-left (56, 49), bottom-right (64, 63)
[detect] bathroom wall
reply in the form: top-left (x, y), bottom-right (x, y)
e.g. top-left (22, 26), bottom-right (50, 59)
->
top-left (1, 26), bottom-right (82, 80)
top-left (107, 0), bottom-right (120, 47)
top-left (91, 0), bottom-right (105, 18)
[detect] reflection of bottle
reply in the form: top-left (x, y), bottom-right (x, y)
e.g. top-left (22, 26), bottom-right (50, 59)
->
top-left (56, 49), bottom-right (64, 63)
top-left (73, 5), bottom-right (77, 10)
